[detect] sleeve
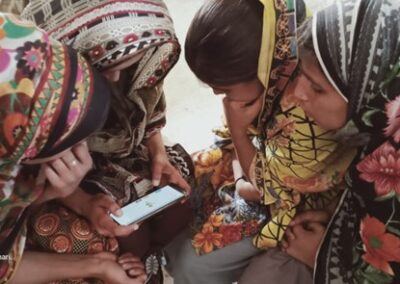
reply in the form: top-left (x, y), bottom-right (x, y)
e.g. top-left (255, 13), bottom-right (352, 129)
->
top-left (144, 83), bottom-right (167, 139)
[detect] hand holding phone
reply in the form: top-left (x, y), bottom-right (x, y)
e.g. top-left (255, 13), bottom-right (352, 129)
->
top-left (110, 185), bottom-right (185, 226)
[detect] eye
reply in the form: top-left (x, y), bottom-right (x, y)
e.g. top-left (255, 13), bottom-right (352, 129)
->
top-left (311, 84), bottom-right (324, 94)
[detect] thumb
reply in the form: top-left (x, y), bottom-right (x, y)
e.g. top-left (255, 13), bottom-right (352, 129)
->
top-left (152, 162), bottom-right (163, 187)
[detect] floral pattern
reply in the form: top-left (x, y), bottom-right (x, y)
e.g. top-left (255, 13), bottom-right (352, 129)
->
top-left (360, 215), bottom-right (400, 276)
top-left (357, 142), bottom-right (400, 197)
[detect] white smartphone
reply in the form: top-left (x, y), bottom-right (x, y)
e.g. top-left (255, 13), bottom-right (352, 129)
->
top-left (110, 185), bottom-right (186, 225)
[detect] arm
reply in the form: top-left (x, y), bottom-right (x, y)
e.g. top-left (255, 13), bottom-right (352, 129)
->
top-left (10, 252), bottom-right (103, 284)
top-left (232, 155), bottom-right (261, 202)
top-left (10, 252), bottom-right (146, 284)
top-left (223, 96), bottom-right (263, 179)
top-left (145, 132), bottom-right (191, 195)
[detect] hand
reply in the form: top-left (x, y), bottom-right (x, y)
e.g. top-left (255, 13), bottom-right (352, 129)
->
top-left (36, 142), bottom-right (93, 203)
top-left (223, 96), bottom-right (263, 134)
top-left (151, 152), bottom-right (191, 198)
top-left (95, 252), bottom-right (146, 284)
top-left (235, 179), bottom-right (261, 202)
top-left (117, 253), bottom-right (145, 278)
top-left (289, 210), bottom-right (331, 226)
top-left (84, 193), bottom-right (139, 237)
top-left (281, 222), bottom-right (326, 268)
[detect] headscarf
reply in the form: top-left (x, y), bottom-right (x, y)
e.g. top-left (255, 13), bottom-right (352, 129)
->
top-left (311, 0), bottom-right (400, 282)
top-left (247, 0), bottom-right (357, 249)
top-left (22, 1), bottom-right (193, 205)
top-left (0, 13), bottom-right (110, 282)
top-left (22, 0), bottom-right (181, 156)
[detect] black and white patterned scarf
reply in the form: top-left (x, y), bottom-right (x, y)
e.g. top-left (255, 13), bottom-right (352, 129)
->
top-left (312, 0), bottom-right (400, 283)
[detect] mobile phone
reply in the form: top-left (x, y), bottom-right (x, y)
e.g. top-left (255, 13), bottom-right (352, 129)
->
top-left (110, 185), bottom-right (186, 225)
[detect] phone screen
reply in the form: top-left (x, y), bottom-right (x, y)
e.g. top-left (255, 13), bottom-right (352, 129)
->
top-left (110, 185), bottom-right (185, 225)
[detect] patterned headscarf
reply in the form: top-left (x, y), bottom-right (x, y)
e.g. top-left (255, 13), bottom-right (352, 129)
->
top-left (310, 0), bottom-right (400, 282)
top-left (0, 13), bottom-right (110, 282)
top-left (256, 0), bottom-right (308, 125)
top-left (22, 0), bottom-right (181, 156)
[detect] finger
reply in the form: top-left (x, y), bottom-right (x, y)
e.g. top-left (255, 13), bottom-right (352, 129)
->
top-left (113, 224), bottom-right (139, 237)
top-left (131, 274), bottom-right (147, 283)
top-left (290, 210), bottom-right (330, 226)
top-left (281, 239), bottom-right (289, 249)
top-left (152, 163), bottom-right (163, 187)
top-left (121, 261), bottom-right (145, 271)
top-left (127, 268), bottom-right (146, 278)
top-left (174, 176), bottom-right (191, 196)
top-left (95, 194), bottom-right (122, 216)
top-left (49, 158), bottom-right (71, 177)
top-left (43, 164), bottom-right (63, 188)
top-left (72, 142), bottom-right (93, 169)
top-left (118, 253), bottom-right (142, 263)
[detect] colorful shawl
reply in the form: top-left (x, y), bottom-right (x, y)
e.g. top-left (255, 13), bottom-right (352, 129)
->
top-left (0, 13), bottom-right (110, 282)
top-left (22, 0), bottom-right (193, 204)
top-left (311, 0), bottom-right (400, 282)
top-left (249, 0), bottom-right (357, 249)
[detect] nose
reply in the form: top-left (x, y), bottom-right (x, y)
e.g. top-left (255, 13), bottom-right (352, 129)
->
top-left (212, 88), bottom-right (225, 95)
top-left (103, 70), bottom-right (121, 82)
top-left (291, 76), bottom-right (309, 102)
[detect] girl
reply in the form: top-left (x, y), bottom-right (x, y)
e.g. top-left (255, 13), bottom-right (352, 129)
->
top-left (280, 0), bottom-right (400, 282)
top-left (22, 1), bottom-right (194, 282)
top-left (0, 13), bottom-right (145, 284)
top-left (165, 0), bottom-right (356, 283)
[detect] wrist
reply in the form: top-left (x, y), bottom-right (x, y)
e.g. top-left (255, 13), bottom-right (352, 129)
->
top-left (146, 132), bottom-right (166, 157)
top-left (229, 126), bottom-right (248, 137)
top-left (87, 256), bottom-right (107, 279)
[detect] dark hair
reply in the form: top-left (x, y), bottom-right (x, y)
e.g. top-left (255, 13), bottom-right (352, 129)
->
top-left (185, 0), bottom-right (264, 86)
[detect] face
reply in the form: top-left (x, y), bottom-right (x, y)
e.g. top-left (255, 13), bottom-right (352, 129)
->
top-left (210, 79), bottom-right (264, 104)
top-left (290, 53), bottom-right (348, 130)
top-left (102, 51), bottom-right (145, 82)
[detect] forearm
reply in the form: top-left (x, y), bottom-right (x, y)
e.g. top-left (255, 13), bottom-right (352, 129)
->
top-left (230, 128), bottom-right (257, 178)
top-left (10, 252), bottom-right (101, 284)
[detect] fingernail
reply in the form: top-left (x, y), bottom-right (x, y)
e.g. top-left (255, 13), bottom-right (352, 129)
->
top-left (115, 209), bottom-right (123, 217)
top-left (153, 179), bottom-right (160, 186)
top-left (131, 224), bottom-right (139, 230)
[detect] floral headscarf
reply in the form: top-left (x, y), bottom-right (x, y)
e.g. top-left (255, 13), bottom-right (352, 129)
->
top-left (0, 13), bottom-right (110, 282)
top-left (310, 0), bottom-right (400, 282)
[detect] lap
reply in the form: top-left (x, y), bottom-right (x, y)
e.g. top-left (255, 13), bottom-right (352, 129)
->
top-left (239, 248), bottom-right (313, 284)
top-left (165, 230), bottom-right (261, 284)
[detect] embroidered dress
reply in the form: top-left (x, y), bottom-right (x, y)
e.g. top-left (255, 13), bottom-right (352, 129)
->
top-left (0, 13), bottom-right (111, 283)
top-left (190, 0), bottom-right (357, 256)
top-left (310, 1), bottom-right (400, 283)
